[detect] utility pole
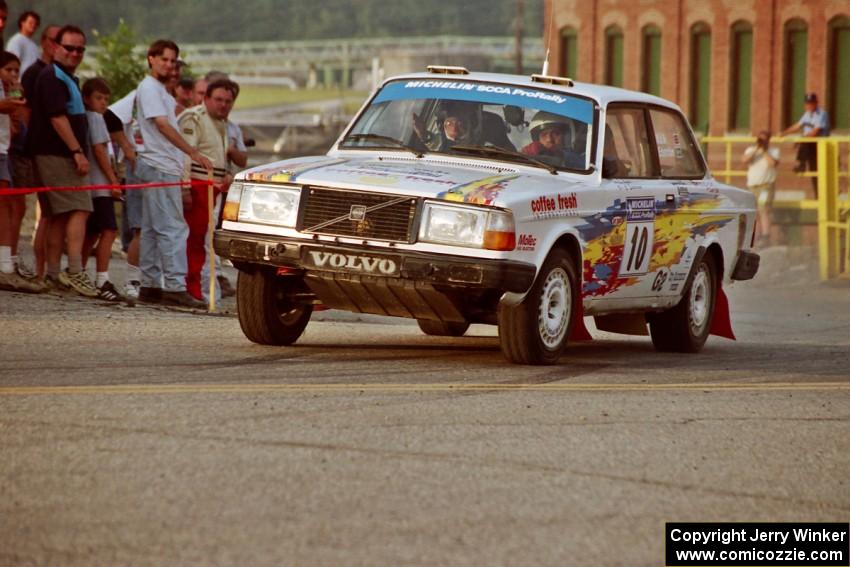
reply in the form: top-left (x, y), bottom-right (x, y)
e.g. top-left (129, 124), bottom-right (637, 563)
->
top-left (515, 0), bottom-right (524, 74)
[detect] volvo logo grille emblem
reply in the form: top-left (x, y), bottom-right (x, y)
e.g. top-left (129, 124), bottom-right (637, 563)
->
top-left (349, 205), bottom-right (367, 221)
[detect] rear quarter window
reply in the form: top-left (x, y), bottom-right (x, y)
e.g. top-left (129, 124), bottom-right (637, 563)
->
top-left (649, 108), bottom-right (706, 178)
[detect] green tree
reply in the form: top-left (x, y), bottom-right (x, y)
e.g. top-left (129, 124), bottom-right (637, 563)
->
top-left (91, 19), bottom-right (146, 100)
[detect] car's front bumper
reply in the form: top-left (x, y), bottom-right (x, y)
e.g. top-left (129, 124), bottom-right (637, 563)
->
top-left (214, 229), bottom-right (536, 293)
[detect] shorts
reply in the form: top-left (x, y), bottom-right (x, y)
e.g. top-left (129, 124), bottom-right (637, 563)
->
top-left (87, 196), bottom-right (118, 234)
top-left (34, 154), bottom-right (92, 217)
top-left (0, 153), bottom-right (11, 184)
top-left (10, 153), bottom-right (36, 188)
top-left (749, 182), bottom-right (775, 208)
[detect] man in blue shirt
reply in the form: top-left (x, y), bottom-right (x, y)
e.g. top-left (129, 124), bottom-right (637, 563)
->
top-left (782, 92), bottom-right (830, 197)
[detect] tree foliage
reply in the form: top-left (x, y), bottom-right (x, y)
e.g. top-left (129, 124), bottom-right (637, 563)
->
top-left (91, 19), bottom-right (146, 100)
top-left (7, 0), bottom-right (542, 44)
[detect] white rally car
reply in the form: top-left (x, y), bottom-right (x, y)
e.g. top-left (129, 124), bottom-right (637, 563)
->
top-left (215, 67), bottom-right (759, 365)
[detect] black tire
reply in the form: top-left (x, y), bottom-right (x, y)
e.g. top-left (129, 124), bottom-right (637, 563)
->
top-left (648, 253), bottom-right (717, 353)
top-left (416, 319), bottom-right (470, 337)
top-left (236, 269), bottom-right (312, 346)
top-left (498, 248), bottom-right (579, 365)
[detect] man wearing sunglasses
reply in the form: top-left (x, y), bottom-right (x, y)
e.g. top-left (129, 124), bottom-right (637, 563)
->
top-left (29, 24), bottom-right (98, 296)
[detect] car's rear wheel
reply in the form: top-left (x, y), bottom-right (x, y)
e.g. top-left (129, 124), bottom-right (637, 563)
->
top-left (648, 253), bottom-right (717, 353)
top-left (237, 269), bottom-right (312, 346)
top-left (498, 248), bottom-right (578, 365)
top-left (416, 319), bottom-right (470, 337)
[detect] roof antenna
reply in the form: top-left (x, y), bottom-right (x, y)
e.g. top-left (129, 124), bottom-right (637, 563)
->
top-left (541, 2), bottom-right (556, 76)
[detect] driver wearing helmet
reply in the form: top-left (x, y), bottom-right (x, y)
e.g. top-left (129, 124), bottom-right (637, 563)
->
top-left (413, 101), bottom-right (477, 152)
top-left (521, 111), bottom-right (584, 169)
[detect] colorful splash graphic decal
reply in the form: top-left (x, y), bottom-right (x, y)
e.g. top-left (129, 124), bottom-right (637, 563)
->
top-left (245, 158), bottom-right (349, 183)
top-left (437, 174), bottom-right (520, 205)
top-left (578, 195), bottom-right (733, 297)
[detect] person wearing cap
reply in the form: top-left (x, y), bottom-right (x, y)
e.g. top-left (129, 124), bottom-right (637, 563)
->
top-left (522, 111), bottom-right (584, 169)
top-left (781, 92), bottom-right (829, 196)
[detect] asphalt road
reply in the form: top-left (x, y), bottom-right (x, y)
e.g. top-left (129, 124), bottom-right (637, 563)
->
top-left (1, 266), bottom-right (848, 566)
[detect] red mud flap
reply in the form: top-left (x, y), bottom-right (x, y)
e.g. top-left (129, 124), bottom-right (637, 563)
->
top-left (570, 302), bottom-right (594, 342)
top-left (709, 285), bottom-right (736, 340)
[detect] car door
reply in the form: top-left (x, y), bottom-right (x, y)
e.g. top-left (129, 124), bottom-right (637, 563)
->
top-left (585, 103), bottom-right (670, 307)
top-left (644, 105), bottom-right (712, 298)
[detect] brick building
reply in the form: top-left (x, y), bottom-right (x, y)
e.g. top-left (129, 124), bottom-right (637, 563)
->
top-left (545, 0), bottom-right (850, 136)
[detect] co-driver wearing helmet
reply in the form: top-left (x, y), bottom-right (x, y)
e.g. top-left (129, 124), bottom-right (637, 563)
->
top-left (413, 101), bottom-right (476, 152)
top-left (521, 111), bottom-right (584, 169)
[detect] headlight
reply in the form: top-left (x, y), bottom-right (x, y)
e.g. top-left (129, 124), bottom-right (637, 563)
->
top-left (419, 202), bottom-right (515, 251)
top-left (236, 184), bottom-right (301, 227)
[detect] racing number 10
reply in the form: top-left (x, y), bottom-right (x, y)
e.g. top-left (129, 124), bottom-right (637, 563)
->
top-left (619, 222), bottom-right (654, 276)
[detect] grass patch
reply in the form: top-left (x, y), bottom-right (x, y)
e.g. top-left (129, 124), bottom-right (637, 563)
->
top-left (235, 86), bottom-right (368, 110)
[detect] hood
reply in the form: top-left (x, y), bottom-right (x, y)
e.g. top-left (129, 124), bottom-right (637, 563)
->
top-left (240, 154), bottom-right (587, 207)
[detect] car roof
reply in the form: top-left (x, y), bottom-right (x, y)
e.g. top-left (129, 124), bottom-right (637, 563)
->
top-left (386, 70), bottom-right (681, 112)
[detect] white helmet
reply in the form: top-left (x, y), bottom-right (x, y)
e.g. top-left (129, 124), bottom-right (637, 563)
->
top-left (529, 111), bottom-right (571, 138)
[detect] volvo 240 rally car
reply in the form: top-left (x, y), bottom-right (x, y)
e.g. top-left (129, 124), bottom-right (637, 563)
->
top-left (214, 66), bottom-right (760, 365)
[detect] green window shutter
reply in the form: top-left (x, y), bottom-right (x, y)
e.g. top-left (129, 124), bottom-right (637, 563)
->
top-left (690, 25), bottom-right (712, 134)
top-left (830, 19), bottom-right (850, 130)
top-left (560, 28), bottom-right (578, 79)
top-left (642, 26), bottom-right (662, 96)
top-left (783, 21), bottom-right (808, 128)
top-left (605, 27), bottom-right (624, 87)
top-left (730, 25), bottom-right (753, 131)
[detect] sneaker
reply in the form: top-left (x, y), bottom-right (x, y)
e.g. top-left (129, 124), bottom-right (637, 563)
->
top-left (0, 271), bottom-right (46, 293)
top-left (218, 275), bottom-right (236, 298)
top-left (139, 286), bottom-right (162, 303)
top-left (160, 290), bottom-right (206, 309)
top-left (58, 270), bottom-right (99, 298)
top-left (15, 261), bottom-right (37, 280)
top-left (97, 280), bottom-right (123, 302)
top-left (44, 274), bottom-right (70, 292)
top-left (125, 280), bottom-right (140, 306)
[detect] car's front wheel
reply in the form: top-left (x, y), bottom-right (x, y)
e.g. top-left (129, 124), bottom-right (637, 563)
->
top-left (498, 248), bottom-right (578, 365)
top-left (416, 319), bottom-right (470, 337)
top-left (236, 269), bottom-right (312, 346)
top-left (648, 253), bottom-right (717, 353)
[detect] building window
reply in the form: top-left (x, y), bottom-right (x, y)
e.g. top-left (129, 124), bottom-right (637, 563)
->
top-left (689, 22), bottom-right (712, 134)
top-left (641, 25), bottom-right (662, 96)
top-left (828, 16), bottom-right (850, 131)
top-left (559, 27), bottom-right (578, 79)
top-left (729, 21), bottom-right (753, 131)
top-left (782, 19), bottom-right (808, 128)
top-left (605, 25), bottom-right (624, 87)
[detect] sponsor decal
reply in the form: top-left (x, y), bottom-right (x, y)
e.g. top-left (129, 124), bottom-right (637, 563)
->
top-left (577, 196), bottom-right (734, 297)
top-left (530, 192), bottom-right (579, 218)
top-left (438, 174), bottom-right (519, 205)
top-left (246, 157), bottom-right (349, 183)
top-left (306, 250), bottom-right (399, 276)
top-left (517, 233), bottom-right (537, 252)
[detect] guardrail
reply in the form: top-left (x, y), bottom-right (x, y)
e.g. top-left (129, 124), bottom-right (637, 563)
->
top-left (701, 135), bottom-right (850, 280)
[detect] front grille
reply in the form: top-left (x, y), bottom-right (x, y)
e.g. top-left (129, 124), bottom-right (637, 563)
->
top-left (298, 187), bottom-right (418, 243)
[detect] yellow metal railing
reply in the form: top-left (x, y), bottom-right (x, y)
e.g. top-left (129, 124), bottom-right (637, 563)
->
top-left (701, 135), bottom-right (850, 280)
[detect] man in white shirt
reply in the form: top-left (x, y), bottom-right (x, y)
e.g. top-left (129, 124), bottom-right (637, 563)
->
top-left (6, 10), bottom-right (39, 73)
top-left (132, 39), bottom-right (212, 308)
top-left (742, 131), bottom-right (779, 246)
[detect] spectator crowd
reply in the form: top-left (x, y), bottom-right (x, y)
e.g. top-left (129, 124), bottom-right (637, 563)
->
top-left (0, 2), bottom-right (246, 308)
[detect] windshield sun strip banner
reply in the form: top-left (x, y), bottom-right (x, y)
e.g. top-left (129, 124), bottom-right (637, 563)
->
top-left (373, 80), bottom-right (594, 125)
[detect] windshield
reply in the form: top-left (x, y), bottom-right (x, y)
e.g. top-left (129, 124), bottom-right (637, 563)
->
top-left (340, 78), bottom-right (597, 172)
